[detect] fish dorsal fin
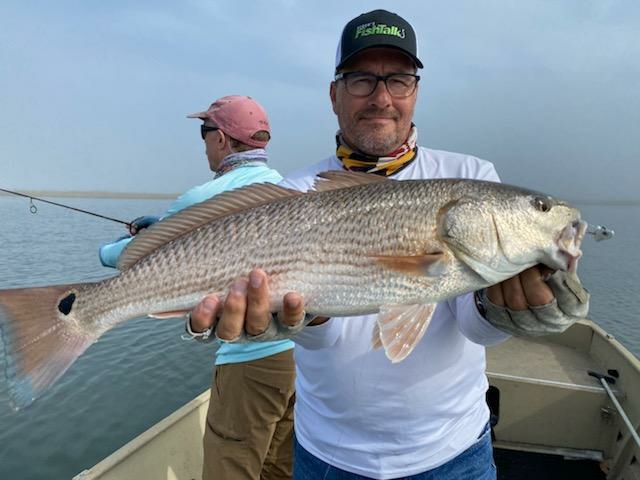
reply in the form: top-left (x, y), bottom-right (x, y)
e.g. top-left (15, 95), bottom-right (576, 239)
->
top-left (372, 303), bottom-right (437, 363)
top-left (117, 182), bottom-right (302, 270)
top-left (313, 170), bottom-right (389, 193)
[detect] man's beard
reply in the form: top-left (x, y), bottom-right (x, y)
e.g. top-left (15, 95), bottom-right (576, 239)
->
top-left (348, 108), bottom-right (403, 156)
top-left (353, 126), bottom-right (402, 156)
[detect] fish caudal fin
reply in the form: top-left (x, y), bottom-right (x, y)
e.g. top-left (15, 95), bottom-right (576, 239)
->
top-left (0, 284), bottom-right (96, 409)
top-left (373, 303), bottom-right (436, 363)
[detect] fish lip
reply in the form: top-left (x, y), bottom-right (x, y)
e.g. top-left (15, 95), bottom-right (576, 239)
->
top-left (554, 220), bottom-right (587, 272)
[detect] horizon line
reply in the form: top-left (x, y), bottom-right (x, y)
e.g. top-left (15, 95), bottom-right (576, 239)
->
top-left (0, 190), bottom-right (179, 200)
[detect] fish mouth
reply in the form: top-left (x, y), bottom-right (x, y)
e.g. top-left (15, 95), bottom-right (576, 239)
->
top-left (554, 220), bottom-right (587, 273)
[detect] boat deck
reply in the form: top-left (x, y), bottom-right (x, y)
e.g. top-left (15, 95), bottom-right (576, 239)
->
top-left (487, 332), bottom-right (603, 391)
top-left (486, 321), bottom-right (640, 480)
top-left (74, 321), bottom-right (640, 480)
top-left (487, 332), bottom-right (610, 478)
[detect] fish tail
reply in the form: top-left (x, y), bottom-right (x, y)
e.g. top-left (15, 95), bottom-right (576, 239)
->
top-left (0, 283), bottom-right (96, 409)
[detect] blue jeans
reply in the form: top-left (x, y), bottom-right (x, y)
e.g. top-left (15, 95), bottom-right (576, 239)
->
top-left (294, 423), bottom-right (496, 480)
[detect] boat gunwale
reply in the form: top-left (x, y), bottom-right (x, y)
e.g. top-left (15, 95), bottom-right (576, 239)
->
top-left (72, 390), bottom-right (210, 479)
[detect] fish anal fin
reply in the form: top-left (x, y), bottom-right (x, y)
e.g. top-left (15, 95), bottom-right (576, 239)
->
top-left (118, 183), bottom-right (303, 270)
top-left (370, 253), bottom-right (446, 277)
top-left (374, 303), bottom-right (437, 363)
top-left (313, 170), bottom-right (389, 192)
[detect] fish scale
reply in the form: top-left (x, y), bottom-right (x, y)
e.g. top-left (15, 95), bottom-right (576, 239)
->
top-left (81, 181), bottom-right (521, 320)
top-left (77, 180), bottom-right (507, 322)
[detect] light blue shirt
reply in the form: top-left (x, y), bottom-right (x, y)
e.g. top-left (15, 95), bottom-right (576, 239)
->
top-left (99, 161), bottom-right (294, 366)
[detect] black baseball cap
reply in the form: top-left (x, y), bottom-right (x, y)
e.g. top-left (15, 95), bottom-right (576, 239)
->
top-left (335, 9), bottom-right (423, 72)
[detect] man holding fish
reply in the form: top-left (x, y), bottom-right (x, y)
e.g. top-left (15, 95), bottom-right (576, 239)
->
top-left (0, 7), bottom-right (590, 480)
top-left (189, 9), bottom-right (590, 480)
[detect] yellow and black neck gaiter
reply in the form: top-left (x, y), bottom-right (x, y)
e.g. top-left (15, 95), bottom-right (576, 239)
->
top-left (336, 125), bottom-right (418, 177)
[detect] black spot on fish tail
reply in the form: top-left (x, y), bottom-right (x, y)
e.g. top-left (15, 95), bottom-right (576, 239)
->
top-left (58, 293), bottom-right (76, 315)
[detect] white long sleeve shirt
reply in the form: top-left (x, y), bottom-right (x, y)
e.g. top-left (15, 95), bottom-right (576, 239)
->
top-left (280, 147), bottom-right (510, 479)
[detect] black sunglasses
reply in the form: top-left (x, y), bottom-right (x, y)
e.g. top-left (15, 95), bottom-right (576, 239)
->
top-left (200, 124), bottom-right (219, 140)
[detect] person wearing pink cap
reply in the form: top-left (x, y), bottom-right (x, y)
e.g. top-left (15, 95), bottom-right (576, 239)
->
top-left (98, 95), bottom-right (295, 480)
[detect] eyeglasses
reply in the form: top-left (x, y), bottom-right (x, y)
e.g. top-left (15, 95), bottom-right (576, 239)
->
top-left (334, 72), bottom-right (420, 98)
top-left (200, 124), bottom-right (219, 140)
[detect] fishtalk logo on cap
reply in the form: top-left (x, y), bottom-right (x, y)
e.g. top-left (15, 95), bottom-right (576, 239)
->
top-left (355, 22), bottom-right (405, 40)
top-left (335, 9), bottom-right (423, 72)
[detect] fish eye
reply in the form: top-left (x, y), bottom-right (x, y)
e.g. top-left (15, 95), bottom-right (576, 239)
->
top-left (532, 197), bottom-right (551, 213)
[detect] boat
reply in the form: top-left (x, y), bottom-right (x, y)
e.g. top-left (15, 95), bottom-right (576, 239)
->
top-left (73, 319), bottom-right (640, 480)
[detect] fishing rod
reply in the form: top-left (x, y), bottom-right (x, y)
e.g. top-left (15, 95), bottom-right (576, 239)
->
top-left (0, 188), bottom-right (132, 227)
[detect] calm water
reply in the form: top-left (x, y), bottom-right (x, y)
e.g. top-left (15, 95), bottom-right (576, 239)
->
top-left (0, 196), bottom-right (638, 480)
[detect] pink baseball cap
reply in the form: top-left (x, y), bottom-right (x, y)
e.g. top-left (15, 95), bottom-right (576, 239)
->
top-left (187, 95), bottom-right (271, 148)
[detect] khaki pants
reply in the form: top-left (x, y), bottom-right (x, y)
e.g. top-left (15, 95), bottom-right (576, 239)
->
top-left (202, 349), bottom-right (296, 480)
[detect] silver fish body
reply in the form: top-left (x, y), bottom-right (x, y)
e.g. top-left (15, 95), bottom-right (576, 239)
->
top-left (81, 177), bottom-right (583, 322)
top-left (0, 172), bottom-right (586, 408)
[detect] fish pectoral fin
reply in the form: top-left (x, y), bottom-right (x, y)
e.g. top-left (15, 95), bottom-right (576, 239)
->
top-left (374, 303), bottom-right (437, 363)
top-left (149, 309), bottom-right (191, 319)
top-left (370, 253), bottom-right (446, 277)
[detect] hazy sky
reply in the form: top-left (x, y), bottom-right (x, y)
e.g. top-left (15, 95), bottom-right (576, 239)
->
top-left (1, 0), bottom-right (638, 201)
